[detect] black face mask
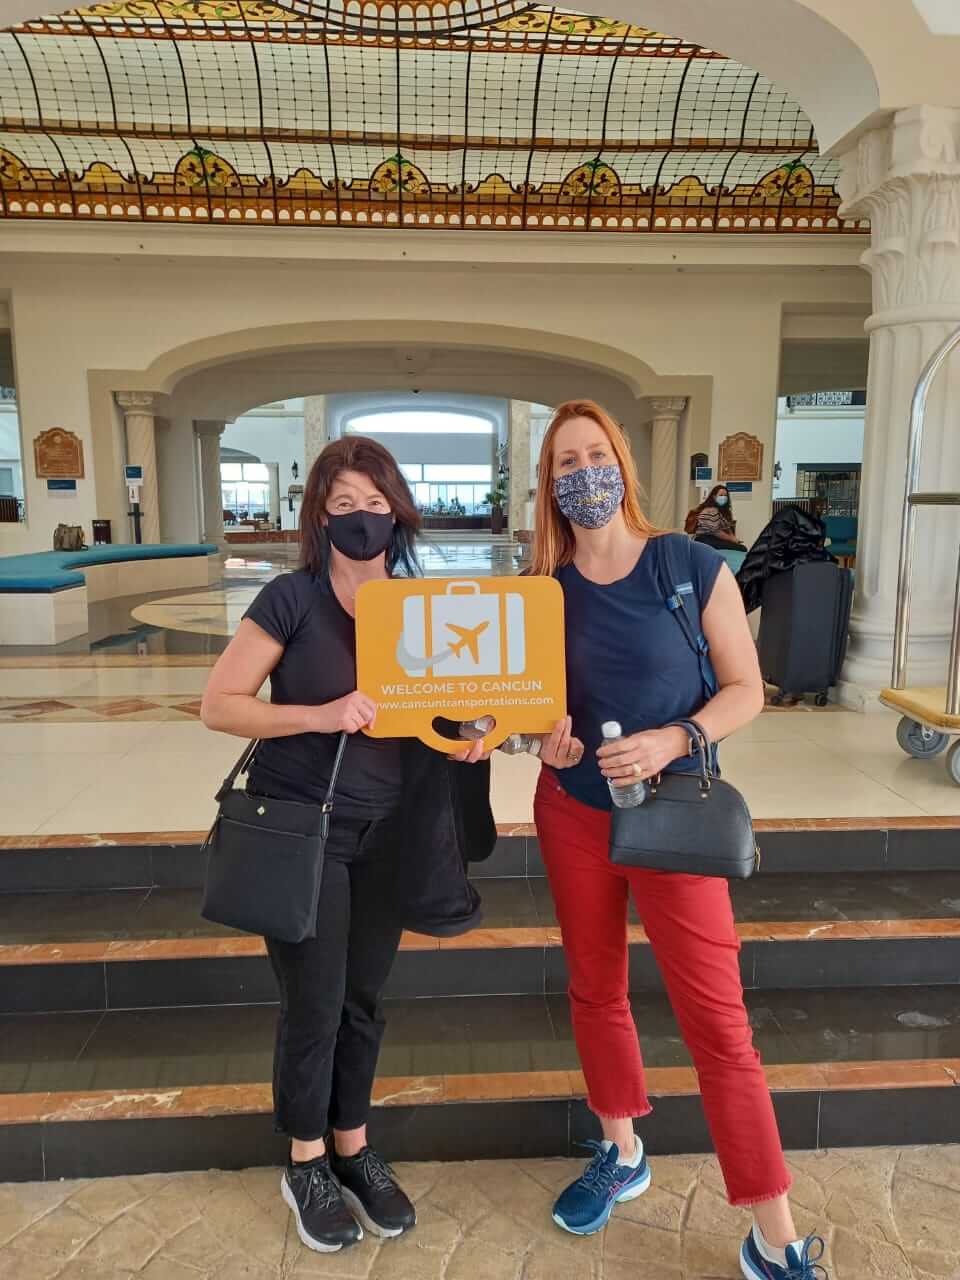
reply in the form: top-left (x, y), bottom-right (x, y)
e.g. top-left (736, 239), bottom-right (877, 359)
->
top-left (325, 510), bottom-right (394, 562)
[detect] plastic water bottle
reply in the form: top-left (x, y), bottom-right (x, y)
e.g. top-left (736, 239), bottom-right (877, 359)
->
top-left (499, 734), bottom-right (542, 757)
top-left (458, 716), bottom-right (496, 741)
top-left (458, 719), bottom-right (542, 756)
top-left (601, 721), bottom-right (647, 808)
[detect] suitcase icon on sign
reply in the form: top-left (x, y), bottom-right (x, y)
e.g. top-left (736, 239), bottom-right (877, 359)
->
top-left (398, 581), bottom-right (526, 678)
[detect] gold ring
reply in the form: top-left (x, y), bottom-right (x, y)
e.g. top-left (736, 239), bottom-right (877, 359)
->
top-left (633, 763), bottom-right (643, 778)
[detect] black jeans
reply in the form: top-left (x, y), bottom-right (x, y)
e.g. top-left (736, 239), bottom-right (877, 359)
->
top-left (265, 816), bottom-right (403, 1141)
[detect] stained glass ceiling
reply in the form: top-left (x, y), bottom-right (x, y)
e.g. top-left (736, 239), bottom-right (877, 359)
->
top-left (0, 0), bottom-right (865, 233)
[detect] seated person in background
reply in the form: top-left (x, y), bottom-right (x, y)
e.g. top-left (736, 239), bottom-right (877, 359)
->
top-left (689, 485), bottom-right (747, 552)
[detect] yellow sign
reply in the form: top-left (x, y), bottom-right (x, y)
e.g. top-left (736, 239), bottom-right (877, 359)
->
top-left (356, 576), bottom-right (566, 752)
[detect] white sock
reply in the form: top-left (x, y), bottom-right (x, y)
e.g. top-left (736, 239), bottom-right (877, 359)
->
top-left (601, 1136), bottom-right (643, 1167)
top-left (753, 1224), bottom-right (799, 1268)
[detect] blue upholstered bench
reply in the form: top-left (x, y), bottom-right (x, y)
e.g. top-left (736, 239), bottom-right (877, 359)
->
top-left (0, 544), bottom-right (217, 594)
top-left (718, 547), bottom-right (747, 575)
top-left (0, 543), bottom-right (219, 645)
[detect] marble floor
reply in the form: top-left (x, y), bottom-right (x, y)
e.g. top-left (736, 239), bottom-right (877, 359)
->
top-left (3, 706), bottom-right (960, 837)
top-left (0, 1145), bottom-right (956, 1280)
top-left (2, 542), bottom-right (960, 833)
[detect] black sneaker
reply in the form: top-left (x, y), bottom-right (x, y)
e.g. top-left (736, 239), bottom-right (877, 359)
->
top-left (329, 1145), bottom-right (417, 1239)
top-left (281, 1155), bottom-right (363, 1253)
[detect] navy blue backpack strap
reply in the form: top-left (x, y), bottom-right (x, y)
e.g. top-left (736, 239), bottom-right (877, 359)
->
top-left (656, 535), bottom-right (720, 765)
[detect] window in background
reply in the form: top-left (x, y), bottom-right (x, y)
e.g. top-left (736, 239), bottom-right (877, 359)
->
top-left (221, 461), bottom-right (271, 522)
top-left (796, 464), bottom-right (862, 517)
top-left (423, 464), bottom-right (491, 482)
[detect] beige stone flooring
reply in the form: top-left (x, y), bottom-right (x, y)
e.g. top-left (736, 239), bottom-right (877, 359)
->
top-left (1, 1147), bottom-right (958, 1280)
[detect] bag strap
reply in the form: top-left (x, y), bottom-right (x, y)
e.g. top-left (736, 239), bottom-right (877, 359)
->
top-left (214, 731), bottom-right (349, 808)
top-left (656, 535), bottom-right (719, 771)
top-left (656, 534), bottom-right (719, 703)
top-left (215, 739), bottom-right (259, 804)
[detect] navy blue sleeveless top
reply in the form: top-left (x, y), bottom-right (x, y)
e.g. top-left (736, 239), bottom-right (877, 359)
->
top-left (555, 533), bottom-right (724, 811)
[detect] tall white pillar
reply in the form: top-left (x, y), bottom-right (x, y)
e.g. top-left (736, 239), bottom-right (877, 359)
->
top-left (837, 107), bottom-right (960, 704)
top-left (304, 395), bottom-right (327, 474)
top-left (508, 400), bottom-right (531, 534)
top-left (267, 461), bottom-right (281, 527)
top-left (195, 420), bottom-right (226, 544)
top-left (648, 397), bottom-right (687, 529)
top-left (116, 391), bottom-right (161, 544)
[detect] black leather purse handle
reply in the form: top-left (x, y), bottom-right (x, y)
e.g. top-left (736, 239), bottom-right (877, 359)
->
top-left (664, 717), bottom-right (715, 790)
top-left (214, 731), bottom-right (349, 807)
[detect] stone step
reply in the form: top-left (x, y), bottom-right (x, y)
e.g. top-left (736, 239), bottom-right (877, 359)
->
top-left (2, 872), bottom-right (960, 1012)
top-left (3, 986), bottom-right (960, 1180)
top-left (3, 817), bottom-right (959, 895)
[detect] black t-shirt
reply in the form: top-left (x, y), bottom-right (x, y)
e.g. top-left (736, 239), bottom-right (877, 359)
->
top-left (243, 569), bottom-right (403, 819)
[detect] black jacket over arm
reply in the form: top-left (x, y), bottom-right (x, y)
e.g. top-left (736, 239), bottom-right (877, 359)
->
top-left (379, 740), bottom-right (496, 937)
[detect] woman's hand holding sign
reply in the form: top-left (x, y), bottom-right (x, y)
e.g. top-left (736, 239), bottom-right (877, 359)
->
top-left (312, 690), bottom-right (378, 735)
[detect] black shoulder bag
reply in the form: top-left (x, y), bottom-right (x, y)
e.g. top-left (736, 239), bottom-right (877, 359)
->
top-left (201, 733), bottom-right (348, 942)
top-left (608, 536), bottom-right (759, 880)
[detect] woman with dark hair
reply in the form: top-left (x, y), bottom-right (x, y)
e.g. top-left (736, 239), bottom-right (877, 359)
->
top-left (201, 436), bottom-right (492, 1255)
top-left (692, 485), bottom-right (747, 552)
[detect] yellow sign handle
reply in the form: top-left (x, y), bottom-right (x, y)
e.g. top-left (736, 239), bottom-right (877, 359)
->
top-left (415, 723), bottom-right (513, 756)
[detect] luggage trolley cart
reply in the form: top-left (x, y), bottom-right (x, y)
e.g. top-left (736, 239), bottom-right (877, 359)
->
top-left (881, 325), bottom-right (960, 783)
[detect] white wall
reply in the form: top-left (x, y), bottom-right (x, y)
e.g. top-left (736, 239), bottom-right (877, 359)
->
top-left (349, 430), bottom-right (494, 469)
top-left (0, 404), bottom-right (23, 499)
top-left (773, 398), bottom-right (865, 498)
top-left (221, 398), bottom-right (305, 531)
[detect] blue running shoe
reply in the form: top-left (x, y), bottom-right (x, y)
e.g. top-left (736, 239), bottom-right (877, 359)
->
top-left (740, 1230), bottom-right (828, 1279)
top-left (552, 1140), bottom-right (651, 1236)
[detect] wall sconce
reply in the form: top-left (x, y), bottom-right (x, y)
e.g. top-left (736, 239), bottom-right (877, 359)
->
top-left (773, 461), bottom-right (782, 482)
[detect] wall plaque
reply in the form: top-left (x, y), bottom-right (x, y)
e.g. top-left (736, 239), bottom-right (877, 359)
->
top-left (34, 428), bottom-right (85, 480)
top-left (718, 432), bottom-right (763, 482)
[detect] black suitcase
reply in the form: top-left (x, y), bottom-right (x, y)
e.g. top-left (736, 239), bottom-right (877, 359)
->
top-left (757, 561), bottom-right (854, 705)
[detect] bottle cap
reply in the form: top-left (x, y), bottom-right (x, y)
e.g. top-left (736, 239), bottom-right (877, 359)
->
top-left (601, 721), bottom-right (622, 740)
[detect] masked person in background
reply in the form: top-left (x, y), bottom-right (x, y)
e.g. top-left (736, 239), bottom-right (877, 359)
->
top-left (202, 437), bottom-right (492, 1256)
top-left (690, 485), bottom-right (747, 552)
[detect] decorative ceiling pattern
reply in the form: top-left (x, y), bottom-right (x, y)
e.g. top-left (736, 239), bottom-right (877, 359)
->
top-left (0, 0), bottom-right (865, 233)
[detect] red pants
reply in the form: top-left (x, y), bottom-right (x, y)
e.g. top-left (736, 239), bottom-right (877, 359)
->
top-left (535, 769), bottom-right (791, 1207)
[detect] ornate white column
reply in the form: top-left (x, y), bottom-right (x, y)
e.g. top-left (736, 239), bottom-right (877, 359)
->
top-left (303, 395), bottom-right (327, 474)
top-left (267, 461), bottom-right (281, 527)
top-left (508, 400), bottom-right (531, 534)
top-left (648, 397), bottom-right (687, 529)
top-left (195, 420), bottom-right (226, 544)
top-left (116, 391), bottom-right (161, 544)
top-left (837, 107), bottom-right (960, 704)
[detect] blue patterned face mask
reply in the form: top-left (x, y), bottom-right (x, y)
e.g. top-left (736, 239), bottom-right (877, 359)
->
top-left (553, 464), bottom-right (625, 530)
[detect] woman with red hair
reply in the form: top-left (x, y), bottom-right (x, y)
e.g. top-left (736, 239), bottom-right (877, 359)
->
top-left (529, 402), bottom-right (826, 1280)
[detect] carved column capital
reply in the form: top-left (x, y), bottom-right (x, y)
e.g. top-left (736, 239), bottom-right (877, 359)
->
top-left (194, 419), bottom-right (226, 438)
top-left (648, 396), bottom-right (688, 422)
top-left (115, 390), bottom-right (159, 416)
top-left (838, 107), bottom-right (960, 318)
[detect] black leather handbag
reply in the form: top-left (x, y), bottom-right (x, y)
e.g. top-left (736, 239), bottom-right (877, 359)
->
top-left (609, 718), bottom-right (758, 879)
top-left (201, 733), bottom-right (348, 943)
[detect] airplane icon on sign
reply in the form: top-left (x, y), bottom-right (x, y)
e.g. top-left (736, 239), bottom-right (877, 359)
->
top-left (445, 620), bottom-right (490, 663)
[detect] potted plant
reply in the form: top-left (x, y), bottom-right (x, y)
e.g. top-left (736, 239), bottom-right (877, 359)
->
top-left (485, 484), bottom-right (508, 534)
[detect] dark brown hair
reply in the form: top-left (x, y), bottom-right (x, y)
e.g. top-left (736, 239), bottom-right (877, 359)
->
top-left (299, 436), bottom-right (422, 577)
top-left (699, 483), bottom-right (736, 530)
